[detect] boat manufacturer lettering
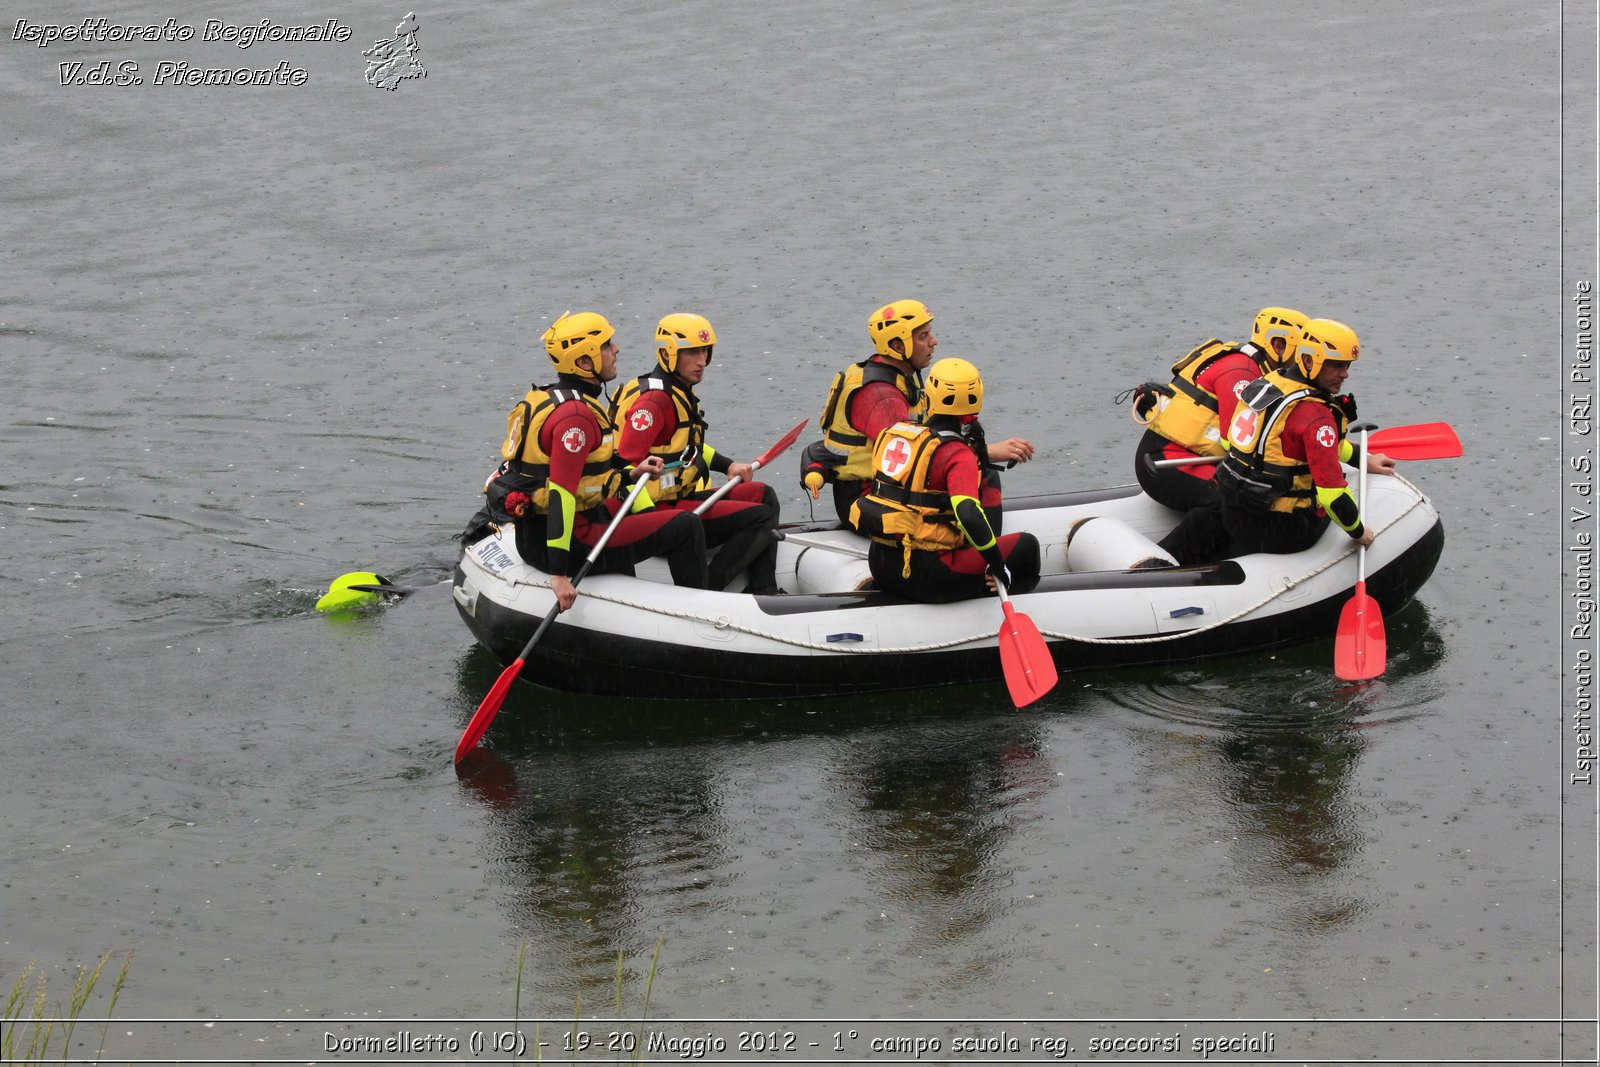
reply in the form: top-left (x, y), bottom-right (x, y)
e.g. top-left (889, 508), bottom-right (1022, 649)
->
top-left (471, 539), bottom-right (516, 576)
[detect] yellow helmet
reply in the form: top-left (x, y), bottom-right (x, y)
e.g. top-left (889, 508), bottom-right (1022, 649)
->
top-left (1251, 307), bottom-right (1308, 366)
top-left (924, 357), bottom-right (984, 416)
top-left (868, 299), bottom-right (933, 361)
top-left (655, 313), bottom-right (716, 374)
top-left (542, 310), bottom-right (615, 377)
top-left (1292, 318), bottom-right (1362, 380)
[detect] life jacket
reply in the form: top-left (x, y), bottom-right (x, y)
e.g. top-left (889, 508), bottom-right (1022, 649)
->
top-left (816, 357), bottom-right (927, 481)
top-left (1147, 339), bottom-right (1272, 456)
top-left (849, 421), bottom-right (969, 564)
top-left (495, 384), bottom-right (621, 514)
top-left (609, 372), bottom-right (711, 503)
top-left (1217, 367), bottom-right (1341, 514)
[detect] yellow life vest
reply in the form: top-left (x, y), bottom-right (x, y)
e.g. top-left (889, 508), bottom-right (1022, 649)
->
top-left (1148, 339), bottom-right (1270, 456)
top-left (849, 421), bottom-right (967, 572)
top-left (816, 357), bottom-right (927, 481)
top-left (1218, 368), bottom-right (1330, 514)
top-left (609, 372), bottom-right (711, 503)
top-left (500, 385), bottom-right (621, 513)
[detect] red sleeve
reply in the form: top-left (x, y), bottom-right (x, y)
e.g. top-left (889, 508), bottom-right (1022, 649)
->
top-left (848, 380), bottom-right (912, 443)
top-left (615, 391), bottom-right (680, 465)
top-left (1195, 352), bottom-right (1261, 432)
top-left (1282, 402), bottom-right (1347, 489)
top-left (538, 401), bottom-right (602, 493)
top-left (930, 441), bottom-right (984, 499)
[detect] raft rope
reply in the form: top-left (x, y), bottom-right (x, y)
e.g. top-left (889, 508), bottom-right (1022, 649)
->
top-left (486, 474), bottom-right (1429, 655)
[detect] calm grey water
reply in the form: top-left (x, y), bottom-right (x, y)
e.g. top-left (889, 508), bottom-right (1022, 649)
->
top-left (2, 0), bottom-right (1588, 1063)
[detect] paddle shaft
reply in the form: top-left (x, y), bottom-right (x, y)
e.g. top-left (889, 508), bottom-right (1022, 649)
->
top-left (1149, 453), bottom-right (1222, 468)
top-left (774, 531), bottom-right (869, 559)
top-left (691, 465), bottom-right (753, 516)
top-left (1355, 424), bottom-right (1371, 586)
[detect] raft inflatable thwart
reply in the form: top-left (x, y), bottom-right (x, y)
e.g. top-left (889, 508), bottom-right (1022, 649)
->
top-left (452, 478), bottom-right (1444, 700)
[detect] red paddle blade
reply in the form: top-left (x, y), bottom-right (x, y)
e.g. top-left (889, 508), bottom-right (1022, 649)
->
top-left (754, 419), bottom-right (810, 469)
top-left (1334, 584), bottom-right (1388, 681)
top-left (998, 602), bottom-right (1060, 707)
top-left (453, 657), bottom-right (525, 764)
top-left (1368, 421), bottom-right (1462, 461)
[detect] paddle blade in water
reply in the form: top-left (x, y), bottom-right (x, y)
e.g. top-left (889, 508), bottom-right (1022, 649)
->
top-left (998, 603), bottom-right (1060, 707)
top-left (1334, 583), bottom-right (1388, 681)
top-left (1368, 422), bottom-right (1462, 461)
top-left (454, 658), bottom-right (524, 764)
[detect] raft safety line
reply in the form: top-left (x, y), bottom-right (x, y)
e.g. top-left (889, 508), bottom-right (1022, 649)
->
top-left (478, 474), bottom-right (1427, 655)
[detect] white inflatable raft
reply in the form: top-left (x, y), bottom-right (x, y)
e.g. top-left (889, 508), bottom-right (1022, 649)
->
top-left (451, 477), bottom-right (1444, 699)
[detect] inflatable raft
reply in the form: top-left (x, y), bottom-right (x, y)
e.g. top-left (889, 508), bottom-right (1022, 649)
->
top-left (451, 476), bottom-right (1445, 700)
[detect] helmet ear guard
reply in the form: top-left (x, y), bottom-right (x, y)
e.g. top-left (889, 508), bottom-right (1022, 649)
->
top-left (543, 311), bottom-right (616, 377)
top-left (1292, 318), bottom-right (1362, 380)
top-left (925, 357), bottom-right (984, 416)
top-left (868, 299), bottom-right (934, 362)
top-left (1251, 307), bottom-right (1308, 365)
top-left (655, 312), bottom-right (716, 374)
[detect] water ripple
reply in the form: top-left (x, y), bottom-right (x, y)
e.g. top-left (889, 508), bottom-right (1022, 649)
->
top-left (1096, 601), bottom-right (1450, 737)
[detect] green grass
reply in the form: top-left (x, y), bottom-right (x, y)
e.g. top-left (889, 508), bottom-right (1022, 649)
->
top-left (3, 952), bottom-right (131, 1066)
top-left (3, 939), bottom-right (664, 1066)
top-left (625, 935), bottom-right (665, 1063)
top-left (510, 935), bottom-right (665, 1065)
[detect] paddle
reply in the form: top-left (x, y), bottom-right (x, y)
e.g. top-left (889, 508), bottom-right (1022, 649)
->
top-left (994, 579), bottom-right (1059, 707)
top-left (691, 418), bottom-right (809, 516)
top-left (453, 477), bottom-right (653, 764)
top-left (773, 531), bottom-right (870, 559)
top-left (1334, 423), bottom-right (1387, 681)
top-left (1151, 420), bottom-right (1463, 468)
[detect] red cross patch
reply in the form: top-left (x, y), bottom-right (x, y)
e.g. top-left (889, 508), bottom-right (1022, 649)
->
top-left (880, 437), bottom-right (913, 477)
top-left (561, 427), bottom-right (588, 454)
top-left (697, 329), bottom-right (710, 343)
top-left (1230, 408), bottom-right (1260, 449)
top-left (1232, 380), bottom-right (1248, 398)
top-left (629, 408), bottom-right (655, 433)
top-left (1315, 425), bottom-right (1337, 449)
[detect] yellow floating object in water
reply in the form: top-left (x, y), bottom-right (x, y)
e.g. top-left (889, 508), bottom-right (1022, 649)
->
top-left (316, 571), bottom-right (389, 612)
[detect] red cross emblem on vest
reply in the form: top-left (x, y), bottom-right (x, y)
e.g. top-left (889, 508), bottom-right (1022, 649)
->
top-left (880, 437), bottom-right (912, 477)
